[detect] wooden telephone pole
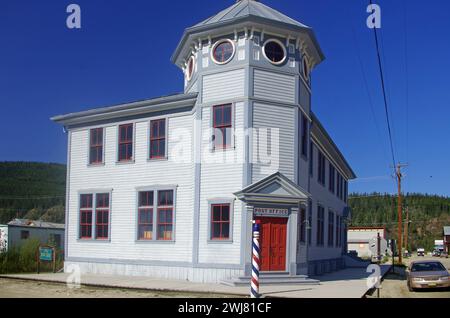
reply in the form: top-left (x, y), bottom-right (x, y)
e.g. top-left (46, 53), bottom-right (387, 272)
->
top-left (396, 164), bottom-right (407, 264)
top-left (404, 207), bottom-right (409, 252)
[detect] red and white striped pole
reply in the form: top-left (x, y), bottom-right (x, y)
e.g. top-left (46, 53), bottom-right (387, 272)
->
top-left (251, 220), bottom-right (261, 298)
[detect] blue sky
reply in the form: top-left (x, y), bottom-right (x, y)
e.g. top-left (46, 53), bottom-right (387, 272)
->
top-left (1, 0), bottom-right (449, 196)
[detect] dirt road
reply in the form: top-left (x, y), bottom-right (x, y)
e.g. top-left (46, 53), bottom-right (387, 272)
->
top-left (0, 278), bottom-right (234, 298)
top-left (367, 255), bottom-right (450, 298)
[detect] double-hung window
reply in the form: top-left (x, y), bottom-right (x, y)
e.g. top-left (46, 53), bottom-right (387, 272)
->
top-left (317, 205), bottom-right (325, 246)
top-left (95, 193), bottom-right (110, 240)
top-left (336, 215), bottom-right (341, 247)
top-left (308, 200), bottom-right (312, 244)
top-left (309, 142), bottom-right (314, 177)
top-left (301, 114), bottom-right (308, 158)
top-left (118, 123), bottom-right (133, 162)
top-left (138, 191), bottom-right (154, 240)
top-left (211, 204), bottom-right (231, 240)
top-left (137, 189), bottom-right (175, 241)
top-left (328, 211), bottom-right (334, 247)
top-left (79, 193), bottom-right (110, 240)
top-left (318, 151), bottom-right (326, 186)
top-left (329, 164), bottom-right (335, 194)
top-left (157, 190), bottom-right (174, 241)
top-left (212, 104), bottom-right (232, 150)
top-left (150, 119), bottom-right (166, 159)
top-left (80, 194), bottom-right (93, 239)
top-left (299, 208), bottom-right (306, 243)
top-left (89, 128), bottom-right (104, 164)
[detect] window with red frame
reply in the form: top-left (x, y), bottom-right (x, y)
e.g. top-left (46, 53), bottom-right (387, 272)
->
top-left (211, 204), bottom-right (230, 240)
top-left (299, 208), bottom-right (306, 243)
top-left (150, 119), bottom-right (166, 159)
top-left (328, 211), bottom-right (334, 247)
top-left (213, 104), bottom-right (232, 149)
top-left (118, 124), bottom-right (133, 161)
top-left (95, 193), bottom-right (110, 239)
top-left (138, 191), bottom-right (154, 240)
top-left (157, 190), bottom-right (174, 241)
top-left (80, 194), bottom-right (93, 239)
top-left (89, 128), bottom-right (103, 164)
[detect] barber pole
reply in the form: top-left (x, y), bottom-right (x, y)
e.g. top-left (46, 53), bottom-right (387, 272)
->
top-left (251, 221), bottom-right (261, 298)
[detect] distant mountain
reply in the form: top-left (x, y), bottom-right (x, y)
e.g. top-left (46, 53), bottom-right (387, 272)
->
top-left (0, 162), bottom-right (66, 224)
top-left (349, 193), bottom-right (450, 251)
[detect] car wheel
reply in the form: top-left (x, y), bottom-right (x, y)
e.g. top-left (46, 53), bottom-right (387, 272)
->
top-left (407, 282), bottom-right (414, 292)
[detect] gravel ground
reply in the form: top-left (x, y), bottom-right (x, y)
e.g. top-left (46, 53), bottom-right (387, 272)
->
top-left (0, 278), bottom-right (236, 298)
top-left (367, 255), bottom-right (450, 298)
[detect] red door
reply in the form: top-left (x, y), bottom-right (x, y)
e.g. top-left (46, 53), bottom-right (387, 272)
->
top-left (257, 217), bottom-right (287, 272)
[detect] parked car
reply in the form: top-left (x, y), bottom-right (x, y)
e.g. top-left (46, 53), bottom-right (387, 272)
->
top-left (440, 251), bottom-right (449, 259)
top-left (417, 248), bottom-right (425, 257)
top-left (432, 250), bottom-right (441, 257)
top-left (406, 260), bottom-right (450, 292)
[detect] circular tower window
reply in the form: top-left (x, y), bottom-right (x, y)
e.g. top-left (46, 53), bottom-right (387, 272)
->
top-left (212, 39), bottom-right (235, 64)
top-left (186, 56), bottom-right (195, 81)
top-left (303, 57), bottom-right (310, 80)
top-left (262, 39), bottom-right (287, 65)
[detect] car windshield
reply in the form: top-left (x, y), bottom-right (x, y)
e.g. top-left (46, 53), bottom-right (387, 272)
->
top-left (411, 262), bottom-right (445, 272)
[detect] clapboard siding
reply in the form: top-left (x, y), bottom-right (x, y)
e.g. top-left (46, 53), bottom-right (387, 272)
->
top-left (308, 143), bottom-right (348, 261)
top-left (253, 69), bottom-right (296, 104)
top-left (299, 80), bottom-right (310, 111)
top-left (68, 114), bottom-right (194, 262)
top-left (252, 103), bottom-right (295, 182)
top-left (202, 69), bottom-right (245, 104)
top-left (198, 102), bottom-right (245, 264)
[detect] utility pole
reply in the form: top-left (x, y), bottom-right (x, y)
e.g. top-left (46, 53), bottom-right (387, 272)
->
top-left (404, 206), bottom-right (409, 253)
top-left (396, 164), bottom-right (407, 264)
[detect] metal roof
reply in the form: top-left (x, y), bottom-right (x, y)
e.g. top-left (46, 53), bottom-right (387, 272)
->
top-left (171, 0), bottom-right (325, 67)
top-left (8, 219), bottom-right (65, 230)
top-left (444, 226), bottom-right (450, 236)
top-left (51, 92), bottom-right (198, 128)
top-left (194, 0), bottom-right (309, 29)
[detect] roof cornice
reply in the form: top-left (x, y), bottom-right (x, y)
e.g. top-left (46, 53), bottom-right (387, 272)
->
top-left (51, 92), bottom-right (198, 128)
top-left (171, 16), bottom-right (325, 69)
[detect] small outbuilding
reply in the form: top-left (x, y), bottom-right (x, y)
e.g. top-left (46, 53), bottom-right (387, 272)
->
top-left (347, 227), bottom-right (389, 260)
top-left (444, 226), bottom-right (450, 253)
top-left (0, 219), bottom-right (65, 252)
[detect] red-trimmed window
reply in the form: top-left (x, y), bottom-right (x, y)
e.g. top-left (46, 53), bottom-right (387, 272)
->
top-left (328, 211), bottom-right (334, 247)
top-left (211, 204), bottom-right (231, 240)
top-left (150, 119), bottom-right (166, 159)
top-left (299, 208), bottom-right (306, 243)
top-left (157, 190), bottom-right (174, 241)
top-left (213, 104), bottom-right (232, 149)
top-left (95, 193), bottom-right (109, 239)
top-left (80, 194), bottom-right (93, 239)
top-left (118, 123), bottom-right (133, 161)
top-left (138, 191), bottom-right (154, 240)
top-left (301, 114), bottom-right (308, 157)
top-left (317, 205), bottom-right (325, 246)
top-left (213, 40), bottom-right (234, 64)
top-left (89, 128), bottom-right (103, 164)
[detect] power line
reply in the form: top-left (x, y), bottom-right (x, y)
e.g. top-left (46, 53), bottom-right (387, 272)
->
top-left (368, 0), bottom-right (397, 170)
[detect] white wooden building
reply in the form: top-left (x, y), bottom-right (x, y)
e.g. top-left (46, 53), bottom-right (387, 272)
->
top-left (52, 0), bottom-right (356, 283)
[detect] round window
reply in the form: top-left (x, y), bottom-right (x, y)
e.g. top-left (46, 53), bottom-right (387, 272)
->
top-left (262, 39), bottom-right (286, 65)
top-left (186, 56), bottom-right (195, 81)
top-left (212, 39), bottom-right (235, 64)
top-left (303, 57), bottom-right (309, 80)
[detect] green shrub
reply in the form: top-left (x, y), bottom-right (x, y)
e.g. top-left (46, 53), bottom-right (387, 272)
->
top-left (0, 238), bottom-right (63, 274)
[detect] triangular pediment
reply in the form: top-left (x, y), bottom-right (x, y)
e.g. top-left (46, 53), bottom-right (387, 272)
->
top-left (234, 172), bottom-right (310, 204)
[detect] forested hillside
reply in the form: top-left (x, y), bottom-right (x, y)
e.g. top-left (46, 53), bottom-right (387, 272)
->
top-left (349, 193), bottom-right (450, 251)
top-left (1, 162), bottom-right (449, 251)
top-left (0, 162), bottom-right (66, 224)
